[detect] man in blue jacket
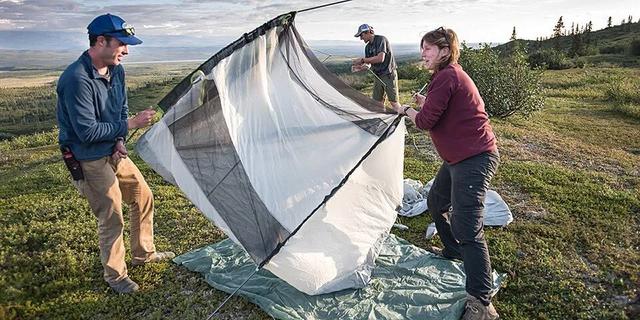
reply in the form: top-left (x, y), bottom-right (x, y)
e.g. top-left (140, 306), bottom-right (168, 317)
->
top-left (56, 13), bottom-right (174, 294)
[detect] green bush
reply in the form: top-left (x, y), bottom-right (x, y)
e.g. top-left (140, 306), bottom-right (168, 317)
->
top-left (527, 49), bottom-right (574, 70)
top-left (605, 78), bottom-right (640, 105)
top-left (630, 39), bottom-right (640, 56)
top-left (575, 57), bottom-right (588, 68)
top-left (599, 44), bottom-right (626, 54)
top-left (459, 44), bottom-right (545, 118)
top-left (582, 46), bottom-right (599, 56)
top-left (605, 77), bottom-right (640, 119)
top-left (397, 62), bottom-right (430, 84)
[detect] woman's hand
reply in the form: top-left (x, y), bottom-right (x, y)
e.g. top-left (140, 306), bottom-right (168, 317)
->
top-left (413, 93), bottom-right (426, 107)
top-left (390, 101), bottom-right (406, 114)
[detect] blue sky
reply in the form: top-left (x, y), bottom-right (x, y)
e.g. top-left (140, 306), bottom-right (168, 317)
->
top-left (0, 0), bottom-right (638, 44)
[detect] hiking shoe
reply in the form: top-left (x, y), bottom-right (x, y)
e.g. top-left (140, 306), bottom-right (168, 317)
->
top-left (109, 277), bottom-right (139, 294)
top-left (132, 251), bottom-right (176, 267)
top-left (427, 246), bottom-right (462, 260)
top-left (462, 294), bottom-right (499, 320)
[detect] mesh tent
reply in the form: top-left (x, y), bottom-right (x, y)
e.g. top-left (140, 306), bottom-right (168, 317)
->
top-left (136, 12), bottom-right (406, 295)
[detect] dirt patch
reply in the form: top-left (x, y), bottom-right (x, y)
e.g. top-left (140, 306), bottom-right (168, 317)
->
top-left (493, 181), bottom-right (548, 220)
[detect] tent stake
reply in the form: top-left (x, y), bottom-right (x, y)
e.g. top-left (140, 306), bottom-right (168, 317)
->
top-left (206, 267), bottom-right (260, 320)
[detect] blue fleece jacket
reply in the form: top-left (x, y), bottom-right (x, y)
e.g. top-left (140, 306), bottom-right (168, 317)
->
top-left (56, 51), bottom-right (129, 161)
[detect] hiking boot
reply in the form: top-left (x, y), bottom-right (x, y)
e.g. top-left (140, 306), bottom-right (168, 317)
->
top-left (427, 246), bottom-right (462, 260)
top-left (462, 294), bottom-right (499, 320)
top-left (109, 277), bottom-right (139, 294)
top-left (132, 251), bottom-right (176, 267)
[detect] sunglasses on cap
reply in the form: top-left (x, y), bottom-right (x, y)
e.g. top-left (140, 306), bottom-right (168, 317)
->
top-left (111, 26), bottom-right (136, 36)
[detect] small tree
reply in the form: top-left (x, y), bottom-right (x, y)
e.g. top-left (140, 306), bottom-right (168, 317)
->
top-left (585, 21), bottom-right (593, 46)
top-left (569, 32), bottom-right (584, 57)
top-left (553, 16), bottom-right (564, 51)
top-left (459, 44), bottom-right (544, 118)
top-left (607, 16), bottom-right (612, 28)
top-left (553, 16), bottom-right (565, 37)
top-left (511, 26), bottom-right (517, 41)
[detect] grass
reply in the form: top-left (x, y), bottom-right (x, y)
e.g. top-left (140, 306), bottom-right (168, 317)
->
top-left (1, 65), bottom-right (639, 319)
top-left (0, 63), bottom-right (195, 139)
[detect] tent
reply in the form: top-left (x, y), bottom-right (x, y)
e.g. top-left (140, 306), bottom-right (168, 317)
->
top-left (136, 12), bottom-right (405, 295)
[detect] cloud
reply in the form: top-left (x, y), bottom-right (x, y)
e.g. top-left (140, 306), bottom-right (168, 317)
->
top-left (0, 0), bottom-right (637, 44)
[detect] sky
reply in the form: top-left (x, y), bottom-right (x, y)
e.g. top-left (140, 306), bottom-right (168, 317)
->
top-left (0, 0), bottom-right (638, 45)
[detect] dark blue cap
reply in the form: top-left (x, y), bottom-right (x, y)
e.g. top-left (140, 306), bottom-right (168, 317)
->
top-left (87, 13), bottom-right (142, 45)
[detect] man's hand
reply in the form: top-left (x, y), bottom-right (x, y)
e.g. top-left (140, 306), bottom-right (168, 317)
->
top-left (352, 57), bottom-right (365, 66)
top-left (111, 140), bottom-right (128, 161)
top-left (128, 108), bottom-right (156, 129)
top-left (351, 63), bottom-right (370, 73)
top-left (413, 93), bottom-right (426, 107)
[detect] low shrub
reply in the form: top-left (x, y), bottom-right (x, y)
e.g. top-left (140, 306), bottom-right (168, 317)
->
top-left (459, 45), bottom-right (545, 118)
top-left (599, 44), bottom-right (627, 54)
top-left (527, 49), bottom-right (574, 70)
top-left (629, 39), bottom-right (640, 56)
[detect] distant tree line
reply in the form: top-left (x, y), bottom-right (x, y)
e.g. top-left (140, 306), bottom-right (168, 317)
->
top-left (510, 14), bottom-right (640, 70)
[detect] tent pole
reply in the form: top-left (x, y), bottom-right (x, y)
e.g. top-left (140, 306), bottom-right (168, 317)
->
top-left (206, 267), bottom-right (260, 320)
top-left (368, 68), bottom-right (387, 89)
top-left (298, 0), bottom-right (353, 13)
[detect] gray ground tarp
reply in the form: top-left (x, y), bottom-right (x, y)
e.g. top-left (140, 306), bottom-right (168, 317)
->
top-left (174, 234), bottom-right (505, 320)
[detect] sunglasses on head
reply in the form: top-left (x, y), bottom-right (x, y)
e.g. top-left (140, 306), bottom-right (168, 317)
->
top-left (435, 26), bottom-right (450, 45)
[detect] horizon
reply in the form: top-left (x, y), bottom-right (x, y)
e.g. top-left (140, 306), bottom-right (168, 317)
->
top-left (0, 0), bottom-right (638, 50)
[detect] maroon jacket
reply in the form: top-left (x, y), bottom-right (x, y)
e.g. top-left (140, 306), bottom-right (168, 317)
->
top-left (414, 63), bottom-right (497, 164)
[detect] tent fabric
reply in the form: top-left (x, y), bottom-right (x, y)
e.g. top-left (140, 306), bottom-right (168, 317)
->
top-left (399, 179), bottom-right (514, 233)
top-left (136, 12), bottom-right (405, 295)
top-left (399, 179), bottom-right (428, 217)
top-left (174, 234), bottom-right (505, 320)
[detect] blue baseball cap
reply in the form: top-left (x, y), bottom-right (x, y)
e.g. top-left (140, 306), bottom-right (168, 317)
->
top-left (87, 13), bottom-right (142, 45)
top-left (354, 24), bottom-right (372, 37)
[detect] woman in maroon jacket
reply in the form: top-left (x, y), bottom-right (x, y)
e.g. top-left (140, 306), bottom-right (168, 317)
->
top-left (392, 27), bottom-right (500, 320)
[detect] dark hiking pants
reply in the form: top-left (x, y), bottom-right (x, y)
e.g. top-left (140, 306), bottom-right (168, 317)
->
top-left (427, 151), bottom-right (500, 306)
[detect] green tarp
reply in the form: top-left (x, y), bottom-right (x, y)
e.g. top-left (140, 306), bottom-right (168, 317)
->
top-left (174, 234), bottom-right (504, 319)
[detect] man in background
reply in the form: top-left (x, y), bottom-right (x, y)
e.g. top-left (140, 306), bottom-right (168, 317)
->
top-left (352, 23), bottom-right (399, 108)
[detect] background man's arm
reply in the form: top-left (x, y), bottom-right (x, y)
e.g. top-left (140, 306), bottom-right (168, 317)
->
top-left (360, 52), bottom-right (385, 65)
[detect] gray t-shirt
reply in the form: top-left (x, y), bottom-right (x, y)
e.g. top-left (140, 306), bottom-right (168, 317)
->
top-left (365, 35), bottom-right (396, 76)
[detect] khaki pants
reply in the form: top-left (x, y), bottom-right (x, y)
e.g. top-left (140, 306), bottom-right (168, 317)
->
top-left (73, 156), bottom-right (156, 285)
top-left (372, 70), bottom-right (399, 104)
